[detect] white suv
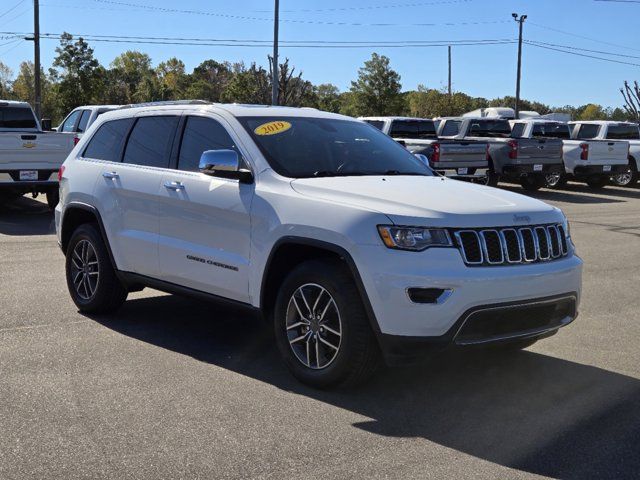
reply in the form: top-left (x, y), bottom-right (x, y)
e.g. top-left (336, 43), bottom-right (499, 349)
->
top-left (55, 101), bottom-right (583, 388)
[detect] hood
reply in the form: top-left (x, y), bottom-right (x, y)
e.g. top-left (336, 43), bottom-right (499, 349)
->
top-left (290, 176), bottom-right (561, 228)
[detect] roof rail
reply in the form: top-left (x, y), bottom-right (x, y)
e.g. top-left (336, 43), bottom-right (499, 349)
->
top-left (117, 99), bottom-right (212, 109)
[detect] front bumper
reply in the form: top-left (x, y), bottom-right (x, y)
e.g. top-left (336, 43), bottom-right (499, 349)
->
top-left (353, 245), bottom-right (583, 362)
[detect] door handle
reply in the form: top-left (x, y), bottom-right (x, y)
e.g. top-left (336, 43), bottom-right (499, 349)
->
top-left (164, 181), bottom-right (185, 191)
top-left (102, 171), bottom-right (119, 179)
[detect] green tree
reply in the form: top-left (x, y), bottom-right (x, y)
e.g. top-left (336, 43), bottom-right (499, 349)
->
top-left (12, 61), bottom-right (57, 121)
top-left (223, 62), bottom-right (270, 104)
top-left (49, 32), bottom-right (102, 115)
top-left (156, 57), bottom-right (188, 100)
top-left (314, 83), bottom-right (341, 112)
top-left (269, 57), bottom-right (316, 107)
top-left (0, 62), bottom-right (12, 98)
top-left (110, 51), bottom-right (155, 103)
top-left (185, 59), bottom-right (233, 101)
top-left (349, 53), bottom-right (403, 116)
top-left (578, 103), bottom-right (605, 120)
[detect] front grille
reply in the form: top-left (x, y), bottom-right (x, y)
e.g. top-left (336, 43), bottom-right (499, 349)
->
top-left (453, 224), bottom-right (569, 266)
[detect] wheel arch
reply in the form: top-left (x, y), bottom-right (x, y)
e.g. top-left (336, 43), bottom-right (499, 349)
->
top-left (260, 237), bottom-right (381, 334)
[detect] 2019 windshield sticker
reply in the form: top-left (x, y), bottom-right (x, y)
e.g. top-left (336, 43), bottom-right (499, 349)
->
top-left (254, 121), bottom-right (292, 136)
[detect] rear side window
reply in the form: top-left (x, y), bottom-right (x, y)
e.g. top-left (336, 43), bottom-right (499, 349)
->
top-left (510, 123), bottom-right (526, 138)
top-left (532, 123), bottom-right (571, 139)
top-left (0, 106), bottom-right (37, 129)
top-left (576, 124), bottom-right (600, 139)
top-left (468, 120), bottom-right (511, 138)
top-left (389, 120), bottom-right (436, 139)
top-left (61, 110), bottom-right (80, 132)
top-left (83, 118), bottom-right (134, 161)
top-left (440, 120), bottom-right (461, 136)
top-left (76, 110), bottom-right (91, 133)
top-left (363, 120), bottom-right (385, 131)
top-left (178, 117), bottom-right (239, 172)
top-left (606, 124), bottom-right (640, 140)
top-left (123, 116), bottom-right (179, 168)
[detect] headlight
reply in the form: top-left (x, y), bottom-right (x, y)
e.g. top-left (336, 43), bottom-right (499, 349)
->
top-left (561, 216), bottom-right (571, 239)
top-left (377, 225), bottom-right (452, 251)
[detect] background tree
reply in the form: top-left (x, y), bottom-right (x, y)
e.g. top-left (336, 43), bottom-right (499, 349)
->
top-left (110, 51), bottom-right (154, 103)
top-left (620, 80), bottom-right (640, 121)
top-left (156, 57), bottom-right (188, 100)
top-left (349, 53), bottom-right (403, 116)
top-left (269, 57), bottom-right (316, 107)
top-left (223, 62), bottom-right (270, 104)
top-left (0, 62), bottom-right (13, 98)
top-left (578, 103), bottom-right (606, 120)
top-left (314, 83), bottom-right (341, 113)
top-left (12, 61), bottom-right (57, 120)
top-left (185, 59), bottom-right (233, 101)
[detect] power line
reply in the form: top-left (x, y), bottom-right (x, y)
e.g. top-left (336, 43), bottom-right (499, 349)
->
top-left (524, 41), bottom-right (640, 67)
top-left (259, 0), bottom-right (475, 13)
top-left (528, 21), bottom-right (640, 53)
top-left (0, 0), bottom-right (27, 19)
top-left (527, 39), bottom-right (640, 60)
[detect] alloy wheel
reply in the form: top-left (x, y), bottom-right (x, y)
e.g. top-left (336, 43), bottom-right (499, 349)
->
top-left (285, 283), bottom-right (342, 369)
top-left (70, 239), bottom-right (99, 300)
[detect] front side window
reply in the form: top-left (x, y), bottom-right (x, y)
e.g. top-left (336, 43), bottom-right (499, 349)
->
top-left (389, 120), bottom-right (436, 139)
top-left (576, 124), bottom-right (600, 139)
top-left (61, 110), bottom-right (81, 133)
top-left (0, 106), bottom-right (37, 129)
top-left (178, 116), bottom-right (239, 172)
top-left (606, 124), bottom-right (640, 140)
top-left (468, 120), bottom-right (511, 138)
top-left (83, 118), bottom-right (134, 162)
top-left (363, 120), bottom-right (384, 131)
top-left (237, 116), bottom-right (431, 178)
top-left (440, 120), bottom-right (461, 136)
top-left (123, 116), bottom-right (179, 168)
top-left (76, 110), bottom-right (91, 133)
top-left (532, 123), bottom-right (571, 139)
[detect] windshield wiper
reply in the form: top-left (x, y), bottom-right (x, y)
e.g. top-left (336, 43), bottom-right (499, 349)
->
top-left (312, 170), bottom-right (337, 177)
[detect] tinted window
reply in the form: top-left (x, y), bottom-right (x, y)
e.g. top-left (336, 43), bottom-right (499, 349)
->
top-left (83, 118), bottom-right (134, 162)
top-left (440, 120), bottom-right (461, 136)
top-left (389, 120), bottom-right (436, 139)
top-left (0, 106), bottom-right (37, 129)
top-left (238, 116), bottom-right (431, 178)
top-left (178, 116), bottom-right (238, 172)
top-left (576, 124), bottom-right (600, 139)
top-left (510, 123), bottom-right (525, 138)
top-left (532, 123), bottom-right (571, 139)
top-left (76, 110), bottom-right (91, 133)
top-left (123, 116), bottom-right (179, 168)
top-left (61, 110), bottom-right (81, 132)
top-left (468, 120), bottom-right (511, 138)
top-left (607, 124), bottom-right (640, 140)
top-left (363, 120), bottom-right (385, 131)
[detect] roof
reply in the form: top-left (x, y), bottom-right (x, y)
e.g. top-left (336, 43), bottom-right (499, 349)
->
top-left (568, 120), bottom-right (636, 125)
top-left (0, 100), bottom-right (31, 108)
top-left (510, 118), bottom-right (567, 124)
top-left (358, 116), bottom-right (432, 122)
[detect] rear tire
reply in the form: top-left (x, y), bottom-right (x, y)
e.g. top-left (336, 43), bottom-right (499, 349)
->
top-left (611, 160), bottom-right (638, 187)
top-left (65, 223), bottom-right (127, 313)
top-left (273, 259), bottom-right (380, 388)
top-left (46, 189), bottom-right (59, 210)
top-left (479, 169), bottom-right (500, 187)
top-left (520, 175), bottom-right (545, 191)
top-left (586, 176), bottom-right (608, 189)
top-left (545, 172), bottom-right (567, 188)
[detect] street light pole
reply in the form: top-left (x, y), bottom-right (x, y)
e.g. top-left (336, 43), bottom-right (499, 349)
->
top-left (33, 0), bottom-right (42, 121)
top-left (272, 0), bottom-right (279, 106)
top-left (512, 13), bottom-right (527, 120)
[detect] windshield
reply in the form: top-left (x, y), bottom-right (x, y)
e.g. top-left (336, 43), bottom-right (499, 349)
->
top-left (238, 116), bottom-right (432, 178)
top-left (0, 106), bottom-right (37, 129)
top-left (389, 120), bottom-right (437, 139)
top-left (532, 123), bottom-right (571, 139)
top-left (468, 120), bottom-right (511, 138)
top-left (607, 124), bottom-right (640, 140)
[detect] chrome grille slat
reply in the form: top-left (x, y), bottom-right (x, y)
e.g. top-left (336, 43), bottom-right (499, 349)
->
top-left (454, 224), bottom-right (569, 267)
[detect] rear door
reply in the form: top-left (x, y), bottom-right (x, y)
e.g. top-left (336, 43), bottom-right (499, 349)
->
top-left (157, 114), bottom-right (254, 303)
top-left (92, 113), bottom-right (180, 277)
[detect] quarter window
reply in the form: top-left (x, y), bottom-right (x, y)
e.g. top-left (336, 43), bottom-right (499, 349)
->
top-left (123, 116), bottom-right (179, 168)
top-left (178, 116), bottom-right (238, 172)
top-left (83, 118), bottom-right (134, 162)
top-left (440, 120), bottom-right (461, 136)
top-left (76, 110), bottom-right (91, 133)
top-left (510, 123), bottom-right (526, 138)
top-left (576, 124), bottom-right (600, 139)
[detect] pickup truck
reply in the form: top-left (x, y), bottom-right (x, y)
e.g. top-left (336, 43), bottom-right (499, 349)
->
top-left (437, 117), bottom-right (565, 191)
top-left (359, 116), bottom-right (490, 183)
top-left (510, 119), bottom-right (630, 189)
top-left (568, 121), bottom-right (638, 187)
top-left (57, 105), bottom-right (120, 144)
top-left (0, 100), bottom-right (75, 208)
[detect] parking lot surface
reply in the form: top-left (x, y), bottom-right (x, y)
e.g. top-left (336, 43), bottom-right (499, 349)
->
top-left (1, 184), bottom-right (639, 480)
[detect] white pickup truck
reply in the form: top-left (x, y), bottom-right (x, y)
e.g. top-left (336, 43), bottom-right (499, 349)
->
top-left (0, 100), bottom-right (75, 207)
top-left (568, 121), bottom-right (638, 187)
top-left (56, 105), bottom-right (120, 143)
top-left (359, 116), bottom-right (490, 183)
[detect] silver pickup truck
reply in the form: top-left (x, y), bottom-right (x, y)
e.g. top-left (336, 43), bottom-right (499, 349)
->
top-left (0, 101), bottom-right (75, 208)
top-left (359, 116), bottom-right (490, 183)
top-left (438, 117), bottom-right (565, 190)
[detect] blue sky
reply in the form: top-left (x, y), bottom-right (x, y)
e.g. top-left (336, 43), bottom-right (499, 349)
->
top-left (1, 0), bottom-right (639, 108)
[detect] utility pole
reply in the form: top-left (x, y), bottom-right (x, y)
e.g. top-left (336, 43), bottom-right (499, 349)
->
top-left (447, 45), bottom-right (452, 97)
top-left (271, 0), bottom-right (279, 106)
top-left (512, 13), bottom-right (527, 119)
top-left (33, 0), bottom-right (42, 121)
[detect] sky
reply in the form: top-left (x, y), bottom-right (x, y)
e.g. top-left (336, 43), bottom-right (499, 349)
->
top-left (1, 0), bottom-right (639, 109)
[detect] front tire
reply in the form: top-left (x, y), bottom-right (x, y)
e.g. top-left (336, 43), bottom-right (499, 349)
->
top-left (273, 259), bottom-right (380, 388)
top-left (65, 223), bottom-right (128, 313)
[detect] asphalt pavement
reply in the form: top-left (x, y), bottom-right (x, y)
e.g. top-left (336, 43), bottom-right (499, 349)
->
top-left (1, 184), bottom-right (639, 480)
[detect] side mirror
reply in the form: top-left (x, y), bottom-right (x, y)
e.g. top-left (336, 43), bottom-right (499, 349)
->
top-left (199, 149), bottom-right (253, 184)
top-left (41, 118), bottom-right (52, 131)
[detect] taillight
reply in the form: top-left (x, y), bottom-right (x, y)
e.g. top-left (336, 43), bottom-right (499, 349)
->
top-left (580, 143), bottom-right (589, 160)
top-left (57, 165), bottom-right (65, 182)
top-left (430, 142), bottom-right (440, 163)
top-left (73, 136), bottom-right (80, 146)
top-left (507, 140), bottom-right (518, 160)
